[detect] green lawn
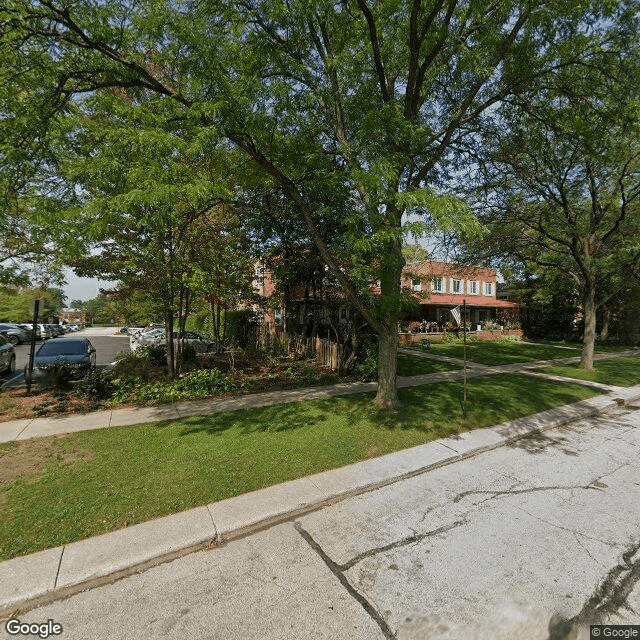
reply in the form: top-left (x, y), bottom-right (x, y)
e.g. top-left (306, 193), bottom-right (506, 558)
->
top-left (536, 355), bottom-right (640, 387)
top-left (422, 341), bottom-right (582, 365)
top-left (0, 374), bottom-right (600, 561)
top-left (396, 353), bottom-right (460, 376)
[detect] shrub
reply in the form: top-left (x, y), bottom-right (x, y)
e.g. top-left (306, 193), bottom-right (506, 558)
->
top-left (114, 345), bottom-right (167, 378)
top-left (356, 343), bottom-right (378, 381)
top-left (179, 342), bottom-right (197, 362)
top-left (75, 369), bottom-right (116, 401)
top-left (496, 335), bottom-right (522, 343)
top-left (285, 363), bottom-right (318, 384)
top-left (115, 368), bottom-right (249, 404)
top-left (37, 360), bottom-right (79, 389)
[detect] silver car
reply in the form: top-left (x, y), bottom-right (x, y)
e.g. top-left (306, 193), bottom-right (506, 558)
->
top-left (0, 333), bottom-right (16, 374)
top-left (0, 323), bottom-right (29, 345)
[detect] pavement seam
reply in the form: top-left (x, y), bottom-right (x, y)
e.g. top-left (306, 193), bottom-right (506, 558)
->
top-left (294, 522), bottom-right (397, 640)
top-left (205, 504), bottom-right (219, 542)
top-left (53, 547), bottom-right (65, 589)
top-left (13, 419), bottom-right (34, 440)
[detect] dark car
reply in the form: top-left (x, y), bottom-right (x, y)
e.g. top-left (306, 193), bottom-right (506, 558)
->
top-left (46, 324), bottom-right (64, 337)
top-left (0, 333), bottom-right (16, 374)
top-left (26, 337), bottom-right (96, 382)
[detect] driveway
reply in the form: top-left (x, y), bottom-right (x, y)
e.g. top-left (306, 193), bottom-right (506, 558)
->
top-left (5, 407), bottom-right (639, 640)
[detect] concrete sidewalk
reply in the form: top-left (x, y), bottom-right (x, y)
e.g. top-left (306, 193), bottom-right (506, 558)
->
top-left (4, 348), bottom-right (638, 443)
top-left (2, 380), bottom-right (640, 619)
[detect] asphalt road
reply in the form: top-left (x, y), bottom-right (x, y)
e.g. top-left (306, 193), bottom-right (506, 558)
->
top-left (1, 327), bottom-right (130, 388)
top-left (5, 406), bottom-right (639, 639)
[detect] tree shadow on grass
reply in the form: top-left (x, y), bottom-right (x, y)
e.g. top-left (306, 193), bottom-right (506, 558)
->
top-left (171, 394), bottom-right (378, 437)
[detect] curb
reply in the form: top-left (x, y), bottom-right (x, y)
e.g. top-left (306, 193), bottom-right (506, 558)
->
top-left (1, 389), bottom-right (640, 619)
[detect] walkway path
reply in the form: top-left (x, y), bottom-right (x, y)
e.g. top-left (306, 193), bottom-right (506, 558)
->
top-left (1, 348), bottom-right (638, 444)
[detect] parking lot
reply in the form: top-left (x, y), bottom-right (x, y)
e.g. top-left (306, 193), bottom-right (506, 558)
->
top-left (1, 327), bottom-right (130, 388)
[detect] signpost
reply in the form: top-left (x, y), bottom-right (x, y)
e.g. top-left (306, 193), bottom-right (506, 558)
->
top-left (462, 299), bottom-right (467, 417)
top-left (26, 299), bottom-right (43, 396)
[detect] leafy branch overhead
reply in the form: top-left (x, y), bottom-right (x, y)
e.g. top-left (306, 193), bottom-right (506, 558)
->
top-left (1, 0), bottom-right (637, 404)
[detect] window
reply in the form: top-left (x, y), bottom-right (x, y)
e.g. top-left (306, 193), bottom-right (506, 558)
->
top-left (254, 266), bottom-right (264, 288)
top-left (484, 282), bottom-right (493, 296)
top-left (452, 279), bottom-right (463, 293)
top-left (431, 277), bottom-right (444, 293)
top-left (468, 280), bottom-right (479, 294)
top-left (411, 278), bottom-right (422, 292)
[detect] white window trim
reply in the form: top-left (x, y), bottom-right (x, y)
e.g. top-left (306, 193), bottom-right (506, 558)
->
top-left (411, 278), bottom-right (422, 292)
top-left (467, 280), bottom-right (479, 295)
top-left (484, 282), bottom-right (494, 296)
top-left (451, 278), bottom-right (463, 294)
top-left (431, 277), bottom-right (444, 293)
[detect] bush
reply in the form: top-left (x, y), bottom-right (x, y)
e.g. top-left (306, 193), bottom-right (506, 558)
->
top-left (75, 369), bottom-right (116, 401)
top-left (356, 343), bottom-right (378, 381)
top-left (37, 359), bottom-right (80, 389)
top-left (285, 363), bottom-right (318, 384)
top-left (115, 368), bottom-right (249, 404)
top-left (179, 342), bottom-right (197, 362)
top-left (114, 345), bottom-right (167, 378)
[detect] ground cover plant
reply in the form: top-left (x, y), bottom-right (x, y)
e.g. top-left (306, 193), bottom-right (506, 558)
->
top-left (0, 373), bottom-right (600, 560)
top-left (536, 356), bottom-right (640, 387)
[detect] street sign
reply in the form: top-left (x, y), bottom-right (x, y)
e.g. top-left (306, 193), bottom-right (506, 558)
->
top-left (29, 299), bottom-right (45, 316)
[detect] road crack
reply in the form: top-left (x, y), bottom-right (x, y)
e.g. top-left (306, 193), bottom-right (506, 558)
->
top-left (294, 522), bottom-right (397, 640)
top-left (548, 538), bottom-right (640, 639)
top-left (337, 519), bottom-right (468, 572)
top-left (454, 465), bottom-right (630, 505)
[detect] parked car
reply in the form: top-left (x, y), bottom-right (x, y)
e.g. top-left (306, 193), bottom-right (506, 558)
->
top-left (17, 323), bottom-right (39, 341)
top-left (137, 328), bottom-right (166, 346)
top-left (26, 337), bottom-right (96, 382)
top-left (172, 331), bottom-right (221, 353)
top-left (0, 333), bottom-right (16, 374)
top-left (37, 324), bottom-right (53, 339)
top-left (46, 324), bottom-right (64, 337)
top-left (0, 323), bottom-right (29, 345)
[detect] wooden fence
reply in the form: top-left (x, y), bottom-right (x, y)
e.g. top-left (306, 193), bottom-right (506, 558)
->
top-left (250, 326), bottom-right (341, 370)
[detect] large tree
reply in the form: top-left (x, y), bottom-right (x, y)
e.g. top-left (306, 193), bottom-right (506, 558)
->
top-left (469, 44), bottom-right (640, 369)
top-left (2, 0), bottom-right (630, 407)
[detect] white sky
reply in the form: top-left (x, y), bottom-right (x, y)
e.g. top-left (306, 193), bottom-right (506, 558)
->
top-left (63, 269), bottom-right (115, 303)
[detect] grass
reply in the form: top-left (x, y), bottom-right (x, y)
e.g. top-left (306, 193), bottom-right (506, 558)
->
top-left (0, 373), bottom-right (600, 561)
top-left (396, 353), bottom-right (460, 376)
top-left (422, 340), bottom-right (583, 365)
top-left (536, 355), bottom-right (640, 387)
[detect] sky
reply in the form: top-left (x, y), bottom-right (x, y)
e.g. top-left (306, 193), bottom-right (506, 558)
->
top-left (63, 269), bottom-right (115, 304)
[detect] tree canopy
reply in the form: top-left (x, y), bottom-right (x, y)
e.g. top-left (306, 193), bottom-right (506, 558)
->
top-left (2, 0), bottom-right (638, 405)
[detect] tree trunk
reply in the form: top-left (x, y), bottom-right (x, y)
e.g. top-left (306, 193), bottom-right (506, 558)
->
top-left (165, 309), bottom-right (175, 380)
top-left (580, 281), bottom-right (597, 370)
top-left (599, 308), bottom-right (610, 344)
top-left (374, 237), bottom-right (404, 410)
top-left (375, 329), bottom-right (401, 410)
